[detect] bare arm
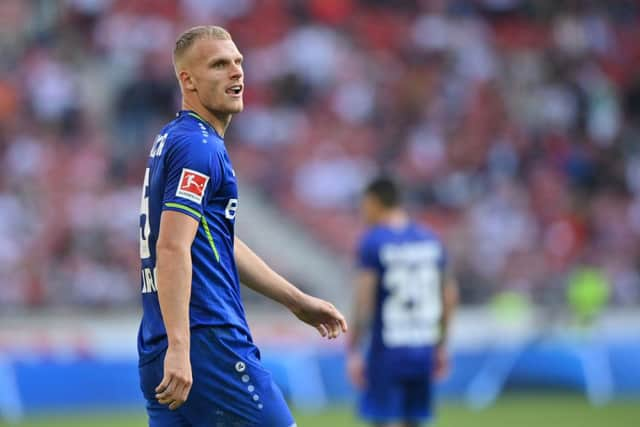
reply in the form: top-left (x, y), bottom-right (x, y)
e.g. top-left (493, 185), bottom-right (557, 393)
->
top-left (438, 269), bottom-right (458, 347)
top-left (234, 236), bottom-right (347, 338)
top-left (434, 268), bottom-right (458, 379)
top-left (154, 210), bottom-right (198, 410)
top-left (346, 269), bottom-right (377, 389)
top-left (347, 269), bottom-right (377, 352)
top-left (234, 236), bottom-right (304, 311)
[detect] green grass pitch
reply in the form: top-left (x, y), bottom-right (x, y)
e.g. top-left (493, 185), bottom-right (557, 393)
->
top-left (3, 394), bottom-right (638, 427)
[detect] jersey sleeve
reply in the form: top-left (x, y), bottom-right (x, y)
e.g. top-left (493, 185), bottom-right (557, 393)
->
top-left (161, 133), bottom-right (223, 221)
top-left (357, 233), bottom-right (379, 270)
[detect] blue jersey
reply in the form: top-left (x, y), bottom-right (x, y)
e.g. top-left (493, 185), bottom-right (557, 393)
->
top-left (357, 221), bottom-right (446, 376)
top-left (137, 110), bottom-right (250, 365)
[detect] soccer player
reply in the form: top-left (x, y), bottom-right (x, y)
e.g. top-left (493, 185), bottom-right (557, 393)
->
top-left (137, 26), bottom-right (347, 427)
top-left (347, 177), bottom-right (457, 427)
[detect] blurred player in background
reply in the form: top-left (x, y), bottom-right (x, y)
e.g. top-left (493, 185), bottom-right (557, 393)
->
top-left (347, 176), bottom-right (458, 427)
top-left (137, 25), bottom-right (347, 427)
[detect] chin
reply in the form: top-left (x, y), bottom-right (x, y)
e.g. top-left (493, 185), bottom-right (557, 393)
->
top-left (205, 99), bottom-right (243, 115)
top-left (224, 101), bottom-right (244, 114)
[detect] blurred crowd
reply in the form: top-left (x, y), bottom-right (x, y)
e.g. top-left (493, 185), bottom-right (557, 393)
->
top-left (1, 0), bottom-right (640, 309)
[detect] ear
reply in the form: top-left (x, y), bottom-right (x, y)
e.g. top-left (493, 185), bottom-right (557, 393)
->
top-left (179, 70), bottom-right (196, 91)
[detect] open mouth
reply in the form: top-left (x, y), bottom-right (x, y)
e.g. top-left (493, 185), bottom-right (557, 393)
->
top-left (226, 84), bottom-right (243, 96)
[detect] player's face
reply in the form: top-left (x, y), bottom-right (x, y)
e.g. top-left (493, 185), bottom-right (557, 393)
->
top-left (189, 38), bottom-right (244, 115)
top-left (361, 194), bottom-right (382, 225)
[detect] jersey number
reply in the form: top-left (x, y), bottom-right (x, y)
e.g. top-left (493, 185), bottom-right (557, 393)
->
top-left (139, 168), bottom-right (151, 259)
top-left (381, 263), bottom-right (442, 347)
top-left (225, 198), bottom-right (238, 220)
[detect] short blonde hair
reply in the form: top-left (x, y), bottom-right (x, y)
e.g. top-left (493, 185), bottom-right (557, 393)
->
top-left (173, 25), bottom-right (232, 71)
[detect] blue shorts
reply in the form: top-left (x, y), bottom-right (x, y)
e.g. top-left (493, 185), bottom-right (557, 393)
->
top-left (359, 359), bottom-right (434, 423)
top-left (139, 326), bottom-right (296, 427)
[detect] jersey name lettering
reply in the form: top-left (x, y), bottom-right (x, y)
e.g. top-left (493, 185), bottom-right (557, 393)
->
top-left (141, 267), bottom-right (158, 293)
top-left (149, 133), bottom-right (167, 158)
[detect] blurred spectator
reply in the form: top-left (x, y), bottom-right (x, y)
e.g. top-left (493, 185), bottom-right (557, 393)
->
top-left (1, 0), bottom-right (639, 309)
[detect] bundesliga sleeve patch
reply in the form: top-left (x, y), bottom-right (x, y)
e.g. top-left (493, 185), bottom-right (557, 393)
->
top-left (176, 168), bottom-right (209, 204)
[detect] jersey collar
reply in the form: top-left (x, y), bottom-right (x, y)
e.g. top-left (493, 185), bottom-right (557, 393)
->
top-left (178, 110), bottom-right (223, 140)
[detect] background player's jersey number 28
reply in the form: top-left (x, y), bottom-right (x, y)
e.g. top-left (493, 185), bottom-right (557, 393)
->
top-left (380, 242), bottom-right (442, 348)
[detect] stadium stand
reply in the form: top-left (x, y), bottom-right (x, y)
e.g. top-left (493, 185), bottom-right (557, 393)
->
top-left (1, 0), bottom-right (639, 309)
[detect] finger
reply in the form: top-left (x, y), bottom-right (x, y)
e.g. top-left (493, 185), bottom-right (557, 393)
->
top-left (158, 393), bottom-right (176, 405)
top-left (156, 377), bottom-right (177, 401)
top-left (158, 396), bottom-right (174, 405)
top-left (326, 306), bottom-right (347, 334)
top-left (168, 384), bottom-right (187, 410)
top-left (337, 313), bottom-right (348, 333)
top-left (169, 399), bottom-right (184, 411)
top-left (329, 321), bottom-right (340, 339)
top-left (322, 317), bottom-right (335, 338)
top-left (178, 381), bottom-right (192, 403)
top-left (321, 323), bottom-right (330, 339)
top-left (323, 323), bottom-right (335, 339)
top-left (165, 384), bottom-right (185, 409)
top-left (332, 319), bottom-right (343, 338)
top-left (155, 374), bottom-right (171, 393)
top-left (157, 385), bottom-right (175, 402)
top-left (156, 385), bottom-right (175, 402)
top-left (316, 324), bottom-right (328, 337)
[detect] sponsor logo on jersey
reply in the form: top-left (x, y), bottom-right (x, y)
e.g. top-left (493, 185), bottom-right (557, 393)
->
top-left (176, 168), bottom-right (209, 204)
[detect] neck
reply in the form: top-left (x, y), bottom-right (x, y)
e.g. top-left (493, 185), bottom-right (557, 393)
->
top-left (378, 208), bottom-right (409, 228)
top-left (182, 100), bottom-right (231, 137)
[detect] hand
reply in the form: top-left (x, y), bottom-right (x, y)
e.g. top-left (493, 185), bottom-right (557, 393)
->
top-left (155, 345), bottom-right (193, 410)
top-left (347, 351), bottom-right (366, 389)
top-left (433, 344), bottom-right (450, 380)
top-left (292, 294), bottom-right (348, 339)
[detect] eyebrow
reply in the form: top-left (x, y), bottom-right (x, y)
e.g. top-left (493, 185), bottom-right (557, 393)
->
top-left (207, 55), bottom-right (244, 66)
